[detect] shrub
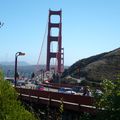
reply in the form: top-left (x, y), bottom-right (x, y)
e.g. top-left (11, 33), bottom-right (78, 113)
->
top-left (0, 70), bottom-right (37, 120)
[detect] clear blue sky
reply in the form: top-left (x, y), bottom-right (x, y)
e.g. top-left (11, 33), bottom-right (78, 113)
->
top-left (0, 0), bottom-right (120, 66)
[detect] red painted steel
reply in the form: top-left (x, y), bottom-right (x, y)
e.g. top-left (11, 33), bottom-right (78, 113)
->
top-left (46, 10), bottom-right (63, 73)
top-left (16, 88), bottom-right (96, 114)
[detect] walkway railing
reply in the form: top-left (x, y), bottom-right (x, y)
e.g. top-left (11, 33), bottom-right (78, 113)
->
top-left (16, 88), bottom-right (96, 114)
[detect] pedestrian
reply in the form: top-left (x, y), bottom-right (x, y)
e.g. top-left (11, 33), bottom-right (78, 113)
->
top-left (83, 86), bottom-right (91, 96)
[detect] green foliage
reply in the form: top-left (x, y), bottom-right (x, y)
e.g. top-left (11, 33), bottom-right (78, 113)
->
top-left (79, 113), bottom-right (93, 120)
top-left (94, 79), bottom-right (120, 120)
top-left (0, 71), bottom-right (37, 120)
top-left (80, 78), bottom-right (120, 120)
top-left (0, 70), bottom-right (4, 80)
top-left (59, 98), bottom-right (64, 114)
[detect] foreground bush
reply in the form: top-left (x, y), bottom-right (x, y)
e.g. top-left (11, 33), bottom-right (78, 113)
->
top-left (79, 78), bottom-right (120, 120)
top-left (94, 78), bottom-right (120, 120)
top-left (0, 70), bottom-right (37, 120)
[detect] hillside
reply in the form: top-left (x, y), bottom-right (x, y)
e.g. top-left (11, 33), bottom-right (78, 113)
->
top-left (65, 48), bottom-right (120, 84)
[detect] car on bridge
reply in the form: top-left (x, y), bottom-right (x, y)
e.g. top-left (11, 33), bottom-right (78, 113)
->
top-left (58, 87), bottom-right (76, 95)
top-left (36, 84), bottom-right (44, 91)
top-left (72, 86), bottom-right (84, 93)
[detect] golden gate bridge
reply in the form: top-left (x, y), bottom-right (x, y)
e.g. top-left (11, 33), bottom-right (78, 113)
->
top-left (35, 9), bottom-right (64, 82)
top-left (15, 10), bottom-right (97, 118)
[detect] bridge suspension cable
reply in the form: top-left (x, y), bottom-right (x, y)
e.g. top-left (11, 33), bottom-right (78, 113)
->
top-left (35, 20), bottom-right (48, 73)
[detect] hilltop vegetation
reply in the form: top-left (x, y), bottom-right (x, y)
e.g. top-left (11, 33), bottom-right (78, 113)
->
top-left (65, 48), bottom-right (120, 84)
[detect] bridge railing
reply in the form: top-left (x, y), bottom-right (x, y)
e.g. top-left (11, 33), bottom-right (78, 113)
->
top-left (16, 88), bottom-right (94, 105)
top-left (16, 88), bottom-right (96, 114)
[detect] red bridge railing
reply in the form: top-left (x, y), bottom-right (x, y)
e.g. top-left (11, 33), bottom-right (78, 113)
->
top-left (16, 88), bottom-right (96, 114)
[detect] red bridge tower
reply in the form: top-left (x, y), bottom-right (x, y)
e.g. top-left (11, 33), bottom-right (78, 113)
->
top-left (46, 10), bottom-right (64, 73)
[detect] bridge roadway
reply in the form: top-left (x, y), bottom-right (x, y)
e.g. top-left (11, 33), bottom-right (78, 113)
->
top-left (16, 87), bottom-right (97, 114)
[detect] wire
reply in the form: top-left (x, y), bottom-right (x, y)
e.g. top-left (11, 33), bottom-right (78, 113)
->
top-left (35, 19), bottom-right (48, 73)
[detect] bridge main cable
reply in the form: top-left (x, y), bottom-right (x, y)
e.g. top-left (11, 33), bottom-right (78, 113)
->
top-left (35, 19), bottom-right (48, 73)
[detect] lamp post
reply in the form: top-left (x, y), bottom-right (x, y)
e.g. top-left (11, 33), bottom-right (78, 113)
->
top-left (14, 52), bottom-right (25, 87)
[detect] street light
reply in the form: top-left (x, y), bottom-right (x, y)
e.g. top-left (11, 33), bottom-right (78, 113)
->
top-left (14, 52), bottom-right (25, 87)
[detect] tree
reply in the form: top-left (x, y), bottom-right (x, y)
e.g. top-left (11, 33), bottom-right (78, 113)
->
top-left (94, 79), bottom-right (120, 120)
top-left (0, 70), bottom-right (37, 120)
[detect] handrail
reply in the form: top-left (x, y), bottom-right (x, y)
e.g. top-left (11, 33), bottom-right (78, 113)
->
top-left (16, 88), bottom-right (94, 106)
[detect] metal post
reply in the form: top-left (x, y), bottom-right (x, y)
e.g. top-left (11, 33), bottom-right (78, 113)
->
top-left (14, 52), bottom-right (25, 87)
top-left (14, 54), bottom-right (17, 87)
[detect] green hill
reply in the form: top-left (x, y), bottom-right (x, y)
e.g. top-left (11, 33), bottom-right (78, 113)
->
top-left (65, 48), bottom-right (120, 84)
